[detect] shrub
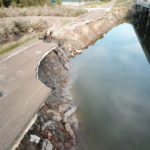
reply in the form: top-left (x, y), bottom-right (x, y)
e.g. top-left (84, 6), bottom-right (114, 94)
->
top-left (0, 20), bottom-right (49, 46)
top-left (0, 0), bottom-right (51, 7)
top-left (0, 21), bottom-right (29, 45)
top-left (0, 5), bottom-right (87, 17)
top-left (31, 20), bottom-right (48, 32)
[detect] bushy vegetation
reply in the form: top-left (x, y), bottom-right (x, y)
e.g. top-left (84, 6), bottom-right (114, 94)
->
top-left (82, 0), bottom-right (111, 8)
top-left (101, 0), bottom-right (111, 2)
top-left (0, 0), bottom-right (113, 7)
top-left (0, 0), bottom-right (51, 7)
top-left (114, 0), bottom-right (134, 7)
top-left (0, 20), bottom-right (48, 45)
top-left (0, 34), bottom-right (36, 55)
top-left (0, 5), bottom-right (86, 17)
top-left (0, 0), bottom-right (86, 54)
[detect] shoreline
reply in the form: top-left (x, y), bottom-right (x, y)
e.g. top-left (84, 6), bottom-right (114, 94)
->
top-left (16, 7), bottom-right (132, 150)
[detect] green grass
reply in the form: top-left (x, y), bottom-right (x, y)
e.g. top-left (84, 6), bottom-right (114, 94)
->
top-left (0, 34), bottom-right (37, 55)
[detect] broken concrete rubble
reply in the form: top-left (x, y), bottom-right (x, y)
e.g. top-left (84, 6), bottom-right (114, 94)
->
top-left (74, 50), bottom-right (82, 54)
top-left (41, 120), bottom-right (53, 131)
top-left (46, 110), bottom-right (62, 122)
top-left (29, 135), bottom-right (40, 144)
top-left (17, 42), bottom-right (77, 150)
top-left (65, 123), bottom-right (76, 139)
top-left (42, 139), bottom-right (53, 150)
top-left (63, 106), bottom-right (77, 123)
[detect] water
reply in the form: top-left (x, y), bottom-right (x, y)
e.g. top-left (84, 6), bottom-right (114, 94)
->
top-left (71, 23), bottom-right (150, 150)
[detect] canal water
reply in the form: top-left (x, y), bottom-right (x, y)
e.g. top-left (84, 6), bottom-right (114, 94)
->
top-left (70, 23), bottom-right (150, 150)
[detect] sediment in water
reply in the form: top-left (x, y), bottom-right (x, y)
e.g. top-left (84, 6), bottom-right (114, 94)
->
top-left (16, 7), bottom-right (131, 150)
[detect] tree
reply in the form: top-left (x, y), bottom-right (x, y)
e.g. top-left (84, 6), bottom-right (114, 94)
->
top-left (2, 0), bottom-right (11, 7)
top-left (0, 0), bottom-right (51, 7)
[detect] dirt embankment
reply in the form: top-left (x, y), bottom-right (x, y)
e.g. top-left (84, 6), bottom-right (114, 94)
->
top-left (16, 7), bottom-right (131, 150)
top-left (49, 7), bottom-right (130, 50)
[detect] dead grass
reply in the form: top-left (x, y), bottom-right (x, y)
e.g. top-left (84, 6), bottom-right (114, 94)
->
top-left (0, 19), bottom-right (49, 55)
top-left (0, 34), bottom-right (37, 55)
top-left (0, 5), bottom-right (86, 54)
top-left (0, 5), bottom-right (86, 18)
top-left (82, 0), bottom-right (111, 8)
top-left (114, 0), bottom-right (134, 7)
top-left (0, 20), bottom-right (48, 46)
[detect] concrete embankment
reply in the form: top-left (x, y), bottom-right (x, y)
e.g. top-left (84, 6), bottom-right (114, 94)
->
top-left (16, 7), bottom-right (131, 150)
top-left (50, 8), bottom-right (130, 50)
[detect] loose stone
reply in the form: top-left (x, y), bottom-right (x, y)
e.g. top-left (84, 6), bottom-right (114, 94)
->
top-left (42, 139), bottom-right (53, 150)
top-left (29, 135), bottom-right (40, 144)
top-left (63, 106), bottom-right (77, 123)
top-left (65, 122), bottom-right (75, 139)
top-left (41, 120), bottom-right (53, 131)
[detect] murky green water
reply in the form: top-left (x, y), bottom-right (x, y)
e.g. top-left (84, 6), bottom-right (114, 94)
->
top-left (71, 23), bottom-right (150, 150)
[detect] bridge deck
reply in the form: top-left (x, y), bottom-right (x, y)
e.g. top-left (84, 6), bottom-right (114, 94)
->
top-left (137, 0), bottom-right (150, 9)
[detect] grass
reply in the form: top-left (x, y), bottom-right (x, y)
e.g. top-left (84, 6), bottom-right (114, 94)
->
top-left (0, 5), bottom-right (86, 17)
top-left (0, 19), bottom-right (49, 55)
top-left (0, 5), bottom-right (78, 55)
top-left (0, 20), bottom-right (49, 45)
top-left (82, 0), bottom-right (111, 8)
top-left (0, 34), bottom-right (37, 55)
top-left (114, 0), bottom-right (134, 7)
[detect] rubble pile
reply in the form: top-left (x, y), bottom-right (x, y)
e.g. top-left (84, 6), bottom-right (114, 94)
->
top-left (17, 41), bottom-right (78, 150)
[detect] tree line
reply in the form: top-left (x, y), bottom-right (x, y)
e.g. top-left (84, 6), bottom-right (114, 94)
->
top-left (0, 0), bottom-right (111, 7)
top-left (0, 0), bottom-right (51, 7)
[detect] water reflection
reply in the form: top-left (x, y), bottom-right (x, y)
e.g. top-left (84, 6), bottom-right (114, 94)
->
top-left (71, 23), bottom-right (150, 150)
top-left (132, 7), bottom-right (150, 63)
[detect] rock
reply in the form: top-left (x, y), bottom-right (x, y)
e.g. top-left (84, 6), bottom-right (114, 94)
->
top-left (65, 123), bottom-right (75, 139)
top-left (42, 139), bottom-right (53, 150)
top-left (68, 114), bottom-right (79, 129)
top-left (29, 135), bottom-right (40, 144)
top-left (46, 110), bottom-right (62, 122)
top-left (55, 142), bottom-right (64, 150)
top-left (59, 103), bottom-right (71, 113)
top-left (70, 52), bottom-right (75, 57)
top-left (53, 114), bottom-right (62, 122)
top-left (74, 50), bottom-right (82, 54)
top-left (41, 120), bottom-right (53, 131)
top-left (28, 28), bottom-right (35, 33)
top-left (63, 106), bottom-right (77, 123)
top-left (38, 46), bottom-right (70, 100)
top-left (47, 131), bottom-right (52, 140)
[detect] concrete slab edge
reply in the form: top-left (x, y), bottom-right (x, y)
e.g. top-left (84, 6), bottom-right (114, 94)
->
top-left (36, 45), bottom-right (58, 80)
top-left (11, 114), bottom-right (37, 150)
